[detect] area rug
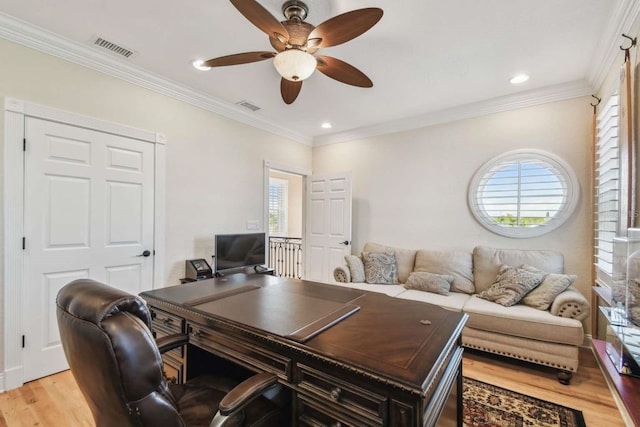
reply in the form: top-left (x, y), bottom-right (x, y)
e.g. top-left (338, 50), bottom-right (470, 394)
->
top-left (463, 377), bottom-right (586, 427)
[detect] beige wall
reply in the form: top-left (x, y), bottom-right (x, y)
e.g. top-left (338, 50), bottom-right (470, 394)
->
top-left (0, 39), bottom-right (312, 369)
top-left (313, 97), bottom-right (593, 332)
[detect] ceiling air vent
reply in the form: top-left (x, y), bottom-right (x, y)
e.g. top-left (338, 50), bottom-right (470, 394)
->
top-left (236, 100), bottom-right (261, 112)
top-left (91, 36), bottom-right (136, 58)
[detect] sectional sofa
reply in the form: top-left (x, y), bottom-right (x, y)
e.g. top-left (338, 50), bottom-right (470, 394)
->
top-left (332, 243), bottom-right (590, 384)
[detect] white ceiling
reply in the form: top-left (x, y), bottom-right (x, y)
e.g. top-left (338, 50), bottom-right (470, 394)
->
top-left (0, 0), bottom-right (633, 144)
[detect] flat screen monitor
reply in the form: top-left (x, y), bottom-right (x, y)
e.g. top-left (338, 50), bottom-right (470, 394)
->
top-left (214, 233), bottom-right (266, 274)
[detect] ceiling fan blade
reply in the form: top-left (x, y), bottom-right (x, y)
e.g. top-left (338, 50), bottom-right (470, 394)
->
top-left (203, 51), bottom-right (275, 67)
top-left (230, 0), bottom-right (289, 41)
top-left (316, 56), bottom-right (373, 88)
top-left (281, 78), bottom-right (303, 104)
top-left (309, 8), bottom-right (383, 48)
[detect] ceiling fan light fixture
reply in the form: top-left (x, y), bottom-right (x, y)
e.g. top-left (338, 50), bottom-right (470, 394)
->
top-left (274, 49), bottom-right (317, 81)
top-left (192, 59), bottom-right (211, 71)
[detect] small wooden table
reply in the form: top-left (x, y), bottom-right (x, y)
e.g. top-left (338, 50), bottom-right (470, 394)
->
top-left (141, 274), bottom-right (467, 426)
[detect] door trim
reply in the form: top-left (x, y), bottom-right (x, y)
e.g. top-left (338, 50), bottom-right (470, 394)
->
top-left (3, 97), bottom-right (166, 390)
top-left (263, 161), bottom-right (311, 274)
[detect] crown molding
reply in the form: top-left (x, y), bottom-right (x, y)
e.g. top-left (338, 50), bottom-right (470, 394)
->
top-left (586, 0), bottom-right (640, 91)
top-left (0, 12), bottom-right (313, 146)
top-left (313, 80), bottom-right (594, 146)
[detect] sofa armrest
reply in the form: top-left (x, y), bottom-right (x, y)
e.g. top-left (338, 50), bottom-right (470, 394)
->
top-left (334, 265), bottom-right (351, 283)
top-left (549, 286), bottom-right (590, 321)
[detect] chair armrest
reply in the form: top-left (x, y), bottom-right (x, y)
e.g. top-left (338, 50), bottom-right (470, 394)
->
top-left (218, 372), bottom-right (278, 416)
top-left (549, 286), bottom-right (590, 321)
top-left (209, 373), bottom-right (279, 426)
top-left (334, 265), bottom-right (351, 283)
top-left (156, 333), bottom-right (189, 354)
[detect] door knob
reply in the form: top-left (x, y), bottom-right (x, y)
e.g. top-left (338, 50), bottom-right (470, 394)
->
top-left (339, 240), bottom-right (350, 246)
top-left (136, 250), bottom-right (151, 257)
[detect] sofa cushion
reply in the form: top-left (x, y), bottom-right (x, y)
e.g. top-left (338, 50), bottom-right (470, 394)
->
top-left (473, 246), bottom-right (564, 293)
top-left (363, 243), bottom-right (416, 283)
top-left (462, 296), bottom-right (583, 346)
top-left (520, 265), bottom-right (577, 310)
top-left (476, 264), bottom-right (545, 307)
top-left (396, 290), bottom-right (471, 312)
top-left (330, 281), bottom-right (406, 297)
top-left (362, 252), bottom-right (398, 284)
top-left (414, 249), bottom-right (474, 294)
top-left (344, 255), bottom-right (365, 282)
top-left (404, 272), bottom-right (453, 295)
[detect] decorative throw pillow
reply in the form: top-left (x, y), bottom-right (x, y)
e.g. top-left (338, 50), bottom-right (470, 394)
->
top-left (404, 272), bottom-right (454, 295)
top-left (344, 255), bottom-right (366, 282)
top-left (477, 264), bottom-right (545, 307)
top-left (362, 252), bottom-right (398, 284)
top-left (519, 264), bottom-right (576, 310)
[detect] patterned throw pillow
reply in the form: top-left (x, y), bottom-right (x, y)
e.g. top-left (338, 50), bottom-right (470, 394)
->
top-left (404, 272), bottom-right (454, 295)
top-left (344, 255), bottom-right (366, 282)
top-left (362, 252), bottom-right (398, 284)
top-left (477, 264), bottom-right (545, 307)
top-left (519, 264), bottom-right (576, 310)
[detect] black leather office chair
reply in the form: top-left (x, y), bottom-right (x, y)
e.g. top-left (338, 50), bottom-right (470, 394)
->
top-left (56, 279), bottom-right (287, 427)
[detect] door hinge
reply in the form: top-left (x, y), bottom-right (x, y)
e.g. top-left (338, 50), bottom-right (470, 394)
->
top-left (22, 335), bottom-right (25, 348)
top-left (23, 138), bottom-right (26, 152)
top-left (22, 237), bottom-right (25, 250)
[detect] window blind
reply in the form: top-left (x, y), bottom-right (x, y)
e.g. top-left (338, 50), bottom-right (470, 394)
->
top-left (594, 94), bottom-right (620, 280)
top-left (468, 149), bottom-right (578, 238)
top-left (268, 177), bottom-right (288, 235)
top-left (476, 159), bottom-right (567, 227)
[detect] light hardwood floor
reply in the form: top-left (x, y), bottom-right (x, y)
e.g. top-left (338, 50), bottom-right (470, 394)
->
top-left (0, 347), bottom-right (628, 426)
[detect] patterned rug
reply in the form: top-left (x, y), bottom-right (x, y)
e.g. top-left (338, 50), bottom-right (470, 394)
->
top-left (463, 378), bottom-right (587, 427)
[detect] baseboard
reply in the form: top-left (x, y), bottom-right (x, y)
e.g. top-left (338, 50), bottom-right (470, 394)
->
top-left (3, 366), bottom-right (23, 391)
top-left (0, 372), bottom-right (5, 393)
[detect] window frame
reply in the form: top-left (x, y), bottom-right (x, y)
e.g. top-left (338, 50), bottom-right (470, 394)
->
top-left (268, 177), bottom-right (289, 236)
top-left (594, 94), bottom-right (621, 284)
top-left (468, 149), bottom-right (580, 238)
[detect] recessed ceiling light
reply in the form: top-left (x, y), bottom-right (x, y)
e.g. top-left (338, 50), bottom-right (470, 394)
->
top-left (192, 59), bottom-right (211, 71)
top-left (510, 74), bottom-right (530, 84)
top-left (321, 122), bottom-right (332, 129)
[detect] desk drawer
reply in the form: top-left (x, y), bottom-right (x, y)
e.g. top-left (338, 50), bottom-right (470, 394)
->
top-left (150, 308), bottom-right (185, 334)
top-left (162, 354), bottom-right (184, 385)
top-left (297, 364), bottom-right (386, 424)
top-left (189, 325), bottom-right (292, 380)
top-left (297, 394), bottom-right (376, 427)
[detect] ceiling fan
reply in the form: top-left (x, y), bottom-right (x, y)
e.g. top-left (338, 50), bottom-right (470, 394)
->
top-left (203, 0), bottom-right (383, 104)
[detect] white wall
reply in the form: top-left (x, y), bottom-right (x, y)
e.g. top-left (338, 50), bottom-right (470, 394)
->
top-left (313, 97), bottom-right (593, 331)
top-left (0, 39), bottom-right (312, 369)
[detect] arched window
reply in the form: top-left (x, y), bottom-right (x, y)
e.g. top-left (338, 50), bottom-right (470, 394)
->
top-left (468, 150), bottom-right (579, 238)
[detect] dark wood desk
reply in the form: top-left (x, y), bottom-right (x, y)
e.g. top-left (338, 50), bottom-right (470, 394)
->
top-left (140, 274), bottom-right (467, 427)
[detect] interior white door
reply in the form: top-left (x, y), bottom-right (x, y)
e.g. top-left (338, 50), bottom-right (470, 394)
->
top-left (22, 117), bottom-right (155, 382)
top-left (304, 171), bottom-right (352, 283)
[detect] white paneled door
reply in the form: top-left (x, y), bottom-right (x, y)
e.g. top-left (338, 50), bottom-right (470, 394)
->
top-left (22, 117), bottom-right (155, 382)
top-left (304, 172), bottom-right (352, 283)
